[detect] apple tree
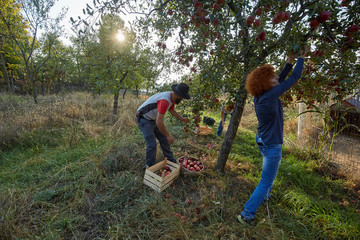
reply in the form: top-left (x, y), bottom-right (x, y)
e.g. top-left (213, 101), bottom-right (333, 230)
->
top-left (79, 0), bottom-right (360, 172)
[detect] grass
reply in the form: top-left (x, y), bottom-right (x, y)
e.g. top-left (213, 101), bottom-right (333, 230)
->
top-left (0, 92), bottom-right (359, 239)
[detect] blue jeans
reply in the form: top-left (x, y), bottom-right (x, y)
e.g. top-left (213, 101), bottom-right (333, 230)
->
top-left (216, 113), bottom-right (228, 136)
top-left (137, 117), bottom-right (176, 167)
top-left (241, 135), bottom-right (282, 220)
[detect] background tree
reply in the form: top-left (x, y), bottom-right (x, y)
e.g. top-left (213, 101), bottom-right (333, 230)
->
top-left (0, 0), bottom-right (66, 103)
top-left (0, 0), bottom-right (27, 93)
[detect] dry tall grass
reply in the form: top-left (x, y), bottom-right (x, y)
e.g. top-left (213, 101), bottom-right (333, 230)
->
top-left (0, 92), bottom-right (142, 150)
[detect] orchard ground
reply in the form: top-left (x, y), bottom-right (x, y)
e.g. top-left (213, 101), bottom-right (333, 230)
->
top-left (0, 92), bottom-right (359, 239)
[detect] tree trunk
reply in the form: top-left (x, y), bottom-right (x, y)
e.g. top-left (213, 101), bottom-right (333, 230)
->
top-left (57, 77), bottom-right (61, 94)
top-left (298, 102), bottom-right (306, 137)
top-left (136, 85), bottom-right (139, 98)
top-left (215, 87), bottom-right (248, 173)
top-left (122, 89), bottom-right (127, 99)
top-left (0, 51), bottom-right (12, 93)
top-left (28, 72), bottom-right (38, 104)
top-left (113, 88), bottom-right (120, 115)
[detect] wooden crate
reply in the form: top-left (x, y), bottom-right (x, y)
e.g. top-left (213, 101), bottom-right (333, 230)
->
top-left (143, 159), bottom-right (181, 192)
top-left (197, 125), bottom-right (213, 135)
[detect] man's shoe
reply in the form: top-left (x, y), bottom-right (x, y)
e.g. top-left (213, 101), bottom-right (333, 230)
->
top-left (236, 215), bottom-right (255, 226)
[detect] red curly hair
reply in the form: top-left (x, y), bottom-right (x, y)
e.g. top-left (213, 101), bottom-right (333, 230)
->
top-left (245, 64), bottom-right (275, 97)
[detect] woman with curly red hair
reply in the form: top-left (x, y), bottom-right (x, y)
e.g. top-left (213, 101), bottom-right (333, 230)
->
top-left (237, 46), bottom-right (310, 226)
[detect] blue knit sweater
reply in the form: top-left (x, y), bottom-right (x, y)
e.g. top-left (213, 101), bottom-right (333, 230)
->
top-left (254, 58), bottom-right (304, 145)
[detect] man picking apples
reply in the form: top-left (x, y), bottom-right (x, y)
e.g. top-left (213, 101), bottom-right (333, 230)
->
top-left (136, 83), bottom-right (190, 168)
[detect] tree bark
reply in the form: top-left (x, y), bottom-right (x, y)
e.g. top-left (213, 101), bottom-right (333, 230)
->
top-left (0, 51), bottom-right (12, 93)
top-left (122, 88), bottom-right (127, 99)
top-left (215, 87), bottom-right (248, 173)
top-left (29, 72), bottom-right (38, 104)
top-left (113, 88), bottom-right (120, 116)
top-left (298, 102), bottom-right (306, 137)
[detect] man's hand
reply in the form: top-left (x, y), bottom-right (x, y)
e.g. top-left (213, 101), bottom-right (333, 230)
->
top-left (167, 135), bottom-right (175, 144)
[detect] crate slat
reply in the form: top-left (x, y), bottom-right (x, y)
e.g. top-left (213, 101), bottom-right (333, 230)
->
top-left (143, 159), bottom-right (180, 192)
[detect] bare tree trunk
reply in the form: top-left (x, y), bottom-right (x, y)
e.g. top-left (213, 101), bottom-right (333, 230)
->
top-left (0, 51), bottom-right (12, 93)
top-left (298, 102), bottom-right (306, 137)
top-left (29, 73), bottom-right (38, 104)
top-left (113, 88), bottom-right (120, 116)
top-left (122, 89), bottom-right (127, 99)
top-left (57, 77), bottom-right (61, 94)
top-left (215, 87), bottom-right (248, 173)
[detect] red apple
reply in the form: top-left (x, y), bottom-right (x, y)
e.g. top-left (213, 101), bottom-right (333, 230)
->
top-left (253, 19), bottom-right (261, 28)
top-left (194, 208), bottom-right (200, 214)
top-left (246, 16), bottom-right (255, 25)
top-left (168, 9), bottom-right (173, 15)
top-left (162, 43), bottom-right (166, 49)
top-left (258, 31), bottom-right (266, 41)
top-left (283, 12), bottom-right (291, 21)
top-left (272, 17), bottom-right (281, 24)
top-left (341, 0), bottom-right (350, 7)
top-left (181, 216), bottom-right (186, 222)
top-left (318, 11), bottom-right (331, 23)
top-left (347, 38), bottom-right (354, 45)
top-left (255, 8), bottom-right (262, 16)
top-left (165, 192), bottom-right (171, 198)
top-left (185, 199), bottom-right (191, 204)
top-left (218, 0), bottom-right (225, 4)
top-left (264, 3), bottom-right (271, 11)
top-left (275, 11), bottom-right (285, 21)
top-left (157, 42), bottom-right (162, 47)
top-left (345, 24), bottom-right (360, 36)
top-left (314, 50), bottom-right (324, 57)
top-left (309, 19), bottom-right (320, 29)
top-left (213, 18), bottom-right (219, 26)
top-left (212, 3), bottom-right (220, 10)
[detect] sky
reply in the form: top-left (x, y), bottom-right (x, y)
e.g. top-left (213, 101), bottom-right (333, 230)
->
top-left (48, 0), bottom-right (185, 84)
top-left (49, 0), bottom-right (93, 45)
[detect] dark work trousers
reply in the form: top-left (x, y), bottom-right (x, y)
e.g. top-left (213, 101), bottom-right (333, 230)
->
top-left (137, 116), bottom-right (176, 167)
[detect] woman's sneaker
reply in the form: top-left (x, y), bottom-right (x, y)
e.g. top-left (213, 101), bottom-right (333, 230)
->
top-left (236, 215), bottom-right (255, 226)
